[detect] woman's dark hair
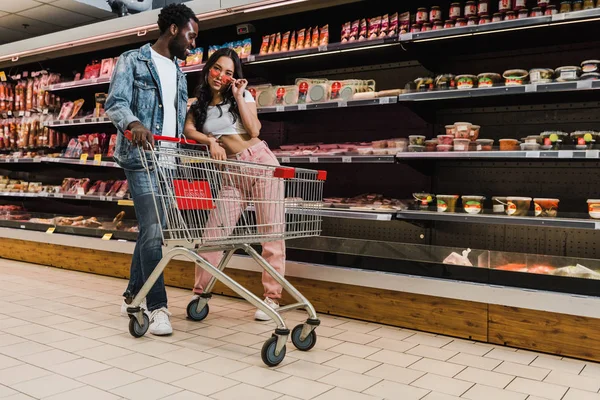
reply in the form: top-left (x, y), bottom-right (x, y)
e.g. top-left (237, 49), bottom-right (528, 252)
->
top-left (190, 48), bottom-right (244, 131)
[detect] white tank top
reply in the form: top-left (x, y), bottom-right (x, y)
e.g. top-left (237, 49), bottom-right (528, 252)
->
top-left (202, 91), bottom-right (255, 138)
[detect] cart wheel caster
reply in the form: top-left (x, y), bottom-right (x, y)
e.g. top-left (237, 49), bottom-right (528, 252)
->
top-left (261, 336), bottom-right (286, 367)
top-left (186, 299), bottom-right (209, 321)
top-left (128, 314), bottom-right (149, 338)
top-left (291, 324), bottom-right (317, 351)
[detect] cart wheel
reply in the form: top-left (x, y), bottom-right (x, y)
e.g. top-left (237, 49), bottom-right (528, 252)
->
top-left (186, 299), bottom-right (209, 321)
top-left (291, 324), bottom-right (317, 351)
top-left (128, 314), bottom-right (150, 338)
top-left (261, 336), bottom-right (286, 367)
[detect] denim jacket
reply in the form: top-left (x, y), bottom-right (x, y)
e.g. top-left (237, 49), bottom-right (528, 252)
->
top-left (105, 43), bottom-right (188, 171)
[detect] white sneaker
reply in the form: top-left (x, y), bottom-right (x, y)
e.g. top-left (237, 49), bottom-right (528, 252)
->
top-left (149, 307), bottom-right (173, 336)
top-left (120, 299), bottom-right (148, 317)
top-left (254, 297), bottom-right (279, 321)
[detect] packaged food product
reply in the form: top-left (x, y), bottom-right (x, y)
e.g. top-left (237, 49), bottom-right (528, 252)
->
top-left (560, 1), bottom-right (572, 12)
top-left (349, 20), bottom-right (359, 41)
top-left (465, 1), bottom-right (478, 16)
top-left (437, 195), bottom-right (459, 212)
top-left (425, 140), bottom-right (438, 152)
top-left (479, 14), bottom-right (491, 24)
top-left (319, 25), bottom-right (329, 46)
top-left (242, 39), bottom-right (252, 58)
top-left (456, 18), bottom-right (468, 26)
top-left (588, 199), bottom-right (600, 219)
top-left (438, 135), bottom-right (454, 145)
top-left (359, 19), bottom-right (367, 41)
top-left (445, 19), bottom-right (456, 28)
top-left (477, 72), bottom-right (501, 87)
top-left (58, 102), bottom-right (74, 120)
top-left (538, 0), bottom-right (550, 5)
top-left (445, 125), bottom-right (457, 136)
top-left (456, 75), bottom-right (477, 89)
top-left (296, 29), bottom-right (306, 48)
top-left (454, 138), bottom-right (470, 151)
top-left (584, 0), bottom-right (595, 8)
top-left (289, 31), bottom-right (297, 51)
top-left (529, 68), bottom-right (554, 83)
top-left (341, 22), bottom-right (351, 42)
top-left (422, 23), bottom-right (432, 31)
top-left (476, 139), bottom-right (494, 151)
top-left (499, 138), bottom-right (519, 150)
top-left (437, 144), bottom-right (453, 152)
top-left (495, 263), bottom-right (527, 272)
top-left (94, 92), bottom-right (107, 118)
top-left (492, 12), bottom-right (504, 21)
top-left (281, 31), bottom-right (290, 52)
top-left (267, 34), bottom-right (276, 53)
top-left (514, 0), bottom-right (527, 9)
top-left (273, 32), bottom-right (282, 53)
top-left (435, 74), bottom-right (456, 90)
top-left (534, 198), bottom-right (559, 217)
top-left (100, 58), bottom-right (114, 77)
top-left (430, 7), bottom-right (442, 21)
top-left (400, 12), bottom-right (411, 34)
top-left (462, 196), bottom-right (485, 214)
top-left (581, 72), bottom-right (600, 80)
top-left (470, 125), bottom-right (480, 141)
top-left (555, 66), bottom-right (581, 81)
top-left (454, 122), bottom-right (473, 138)
top-left (414, 193), bottom-right (434, 209)
top-left (414, 77), bottom-right (433, 91)
top-left (311, 26), bottom-right (319, 47)
top-left (408, 145), bottom-right (425, 152)
top-left (411, 25), bottom-right (422, 33)
top-left (518, 9), bottom-right (529, 18)
top-left (573, 0), bottom-right (583, 10)
top-left (450, 2), bottom-right (462, 18)
top-left (506, 197), bottom-right (531, 216)
top-left (70, 99), bottom-right (84, 119)
top-left (389, 12), bottom-right (399, 36)
top-left (545, 4), bottom-right (558, 14)
top-left (520, 143), bottom-right (541, 151)
top-left (499, 0), bottom-right (512, 12)
top-left (468, 16), bottom-right (479, 25)
top-left (409, 135), bottom-right (426, 146)
top-left (416, 8), bottom-right (428, 24)
top-left (503, 69), bottom-right (529, 86)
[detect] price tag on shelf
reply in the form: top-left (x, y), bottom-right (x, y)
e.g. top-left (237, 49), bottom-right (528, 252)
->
top-left (54, 193), bottom-right (63, 198)
top-left (75, 195), bottom-right (82, 200)
top-left (281, 157), bottom-right (291, 163)
top-left (4, 158), bottom-right (10, 163)
top-left (318, 45), bottom-right (328, 52)
top-left (7, 111), bottom-right (11, 116)
top-left (94, 154), bottom-right (102, 165)
top-left (91, 78), bottom-right (98, 84)
top-left (33, 158), bottom-right (42, 163)
top-left (552, 13), bottom-right (567, 21)
top-left (12, 157), bottom-right (18, 163)
top-left (309, 157), bottom-right (318, 163)
top-left (276, 106), bottom-right (285, 112)
top-left (46, 227), bottom-right (55, 234)
top-left (99, 196), bottom-right (106, 201)
top-left (338, 101), bottom-right (348, 108)
top-left (577, 80), bottom-right (593, 90)
top-left (586, 150), bottom-right (600, 158)
top-left (558, 151), bottom-right (573, 158)
top-left (0, 71), bottom-right (6, 82)
top-left (247, 55), bottom-right (255, 62)
top-left (342, 156), bottom-right (352, 163)
top-left (24, 111), bottom-right (30, 117)
top-left (525, 84), bottom-right (537, 93)
top-left (39, 192), bottom-right (48, 197)
top-left (80, 154), bottom-right (88, 163)
top-left (378, 97), bottom-right (390, 104)
top-left (298, 104), bottom-right (307, 111)
top-left (106, 196), bottom-right (113, 202)
top-left (18, 111), bottom-right (24, 117)
top-left (102, 233), bottom-right (113, 241)
top-left (526, 151), bottom-right (540, 158)
top-left (595, 222), bottom-right (600, 230)
top-left (42, 108), bottom-right (49, 115)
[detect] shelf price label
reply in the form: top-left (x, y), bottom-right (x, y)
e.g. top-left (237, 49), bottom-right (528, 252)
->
top-left (94, 154), bottom-right (102, 165)
top-left (0, 71), bottom-right (6, 82)
top-left (247, 55), bottom-right (255, 62)
top-left (577, 80), bottom-right (593, 90)
top-left (338, 101), bottom-right (348, 108)
top-left (586, 150), bottom-right (600, 158)
top-left (102, 233), bottom-right (113, 241)
top-left (46, 227), bottom-right (55, 234)
top-left (526, 151), bottom-right (540, 158)
top-left (318, 45), bottom-right (328, 52)
top-left (558, 151), bottom-right (573, 158)
top-left (309, 157), bottom-right (318, 163)
top-left (342, 156), bottom-right (352, 163)
top-left (298, 104), bottom-right (307, 111)
top-left (281, 157), bottom-right (291, 163)
top-left (378, 97), bottom-right (390, 104)
top-left (276, 106), bottom-right (285, 112)
top-left (54, 193), bottom-right (63, 198)
top-left (80, 154), bottom-right (88, 163)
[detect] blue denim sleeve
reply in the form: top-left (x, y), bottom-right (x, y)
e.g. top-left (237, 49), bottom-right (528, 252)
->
top-left (105, 53), bottom-right (141, 133)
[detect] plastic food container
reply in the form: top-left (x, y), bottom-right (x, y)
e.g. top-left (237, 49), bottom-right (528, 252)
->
top-left (437, 135), bottom-right (454, 145)
top-left (534, 198), bottom-right (559, 217)
top-left (560, 1), bottom-right (572, 12)
top-left (437, 144), bottom-right (453, 152)
top-left (456, 75), bottom-right (478, 89)
top-left (503, 69), bottom-right (529, 86)
top-left (531, 6), bottom-right (543, 16)
top-left (555, 66), bottom-right (582, 82)
top-left (454, 138), bottom-right (470, 151)
top-left (478, 0), bottom-right (490, 15)
top-left (468, 16), bottom-right (479, 25)
top-left (545, 4), bottom-right (558, 14)
top-left (498, 0), bottom-right (512, 12)
top-left (445, 125), bottom-right (457, 136)
top-left (444, 19), bottom-right (456, 28)
top-left (456, 18), bottom-right (468, 27)
top-left (414, 77), bottom-right (434, 91)
top-left (584, 0), bottom-right (595, 8)
top-left (425, 140), bottom-right (438, 152)
top-left (492, 12), bottom-right (503, 22)
top-left (408, 145), bottom-right (425, 152)
top-left (525, 135), bottom-right (542, 144)
top-left (582, 60), bottom-right (600, 73)
top-left (450, 2), bottom-right (462, 18)
top-left (573, 0), bottom-right (583, 10)
top-left (529, 68), bottom-right (554, 83)
top-left (409, 135), bottom-right (426, 146)
top-left (416, 7), bottom-right (429, 23)
top-left (506, 197), bottom-right (532, 216)
top-left (492, 196), bottom-right (507, 213)
top-left (588, 199), bottom-right (600, 219)
top-left (470, 125), bottom-right (481, 141)
top-left (462, 195), bottom-right (485, 214)
top-left (520, 143), bottom-right (541, 151)
top-left (414, 193), bottom-right (434, 209)
top-left (499, 138), bottom-right (519, 151)
top-left (454, 122), bottom-right (473, 138)
top-left (437, 195), bottom-right (459, 212)
top-left (570, 131), bottom-right (596, 146)
top-left (435, 74), bottom-right (456, 90)
top-left (476, 139), bottom-right (494, 151)
top-left (477, 72), bottom-right (502, 88)
top-left (518, 9), bottom-right (529, 18)
top-left (581, 72), bottom-right (600, 81)
top-left (505, 11), bottom-right (517, 20)
top-left (430, 6), bottom-right (443, 21)
top-left (479, 15), bottom-right (491, 24)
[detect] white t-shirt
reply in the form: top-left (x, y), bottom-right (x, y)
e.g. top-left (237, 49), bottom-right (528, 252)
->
top-left (150, 47), bottom-right (177, 138)
top-left (202, 91), bottom-right (255, 138)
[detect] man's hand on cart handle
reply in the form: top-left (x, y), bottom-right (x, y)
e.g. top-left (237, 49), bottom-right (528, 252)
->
top-left (127, 122), bottom-right (154, 148)
top-left (123, 130), bottom-right (198, 146)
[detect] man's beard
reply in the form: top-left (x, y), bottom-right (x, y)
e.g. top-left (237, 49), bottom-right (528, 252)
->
top-left (168, 37), bottom-right (187, 60)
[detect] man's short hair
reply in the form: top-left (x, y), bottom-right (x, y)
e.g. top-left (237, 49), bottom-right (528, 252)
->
top-left (157, 3), bottom-right (199, 34)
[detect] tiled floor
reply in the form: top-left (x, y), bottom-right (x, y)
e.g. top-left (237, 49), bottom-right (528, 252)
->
top-left (1, 259), bottom-right (600, 400)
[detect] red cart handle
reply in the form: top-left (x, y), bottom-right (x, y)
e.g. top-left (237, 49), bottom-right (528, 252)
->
top-left (123, 130), bottom-right (197, 145)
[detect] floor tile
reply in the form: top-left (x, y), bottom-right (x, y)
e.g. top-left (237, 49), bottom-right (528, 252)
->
top-left (0, 363), bottom-right (52, 386)
top-left (77, 367), bottom-right (145, 390)
top-left (110, 378), bottom-right (182, 400)
top-left (407, 345), bottom-right (458, 362)
top-left (160, 390), bottom-right (212, 399)
top-left (19, 348), bottom-right (80, 368)
top-left (410, 373), bottom-right (474, 396)
top-left (11, 373), bottom-right (84, 398)
top-left (366, 349), bottom-right (421, 367)
top-left (323, 354), bottom-right (380, 374)
top-left (367, 337), bottom-right (418, 353)
top-left (228, 365), bottom-right (289, 387)
top-left (267, 376), bottom-right (334, 400)
top-left (367, 327), bottom-right (415, 341)
top-left (530, 356), bottom-right (584, 375)
top-left (44, 385), bottom-right (121, 400)
top-left (128, 340), bottom-right (181, 356)
top-left (404, 334), bottom-right (453, 348)
top-left (104, 352), bottom-right (166, 372)
top-left (505, 377), bottom-right (568, 399)
top-left (52, 357), bottom-right (111, 378)
top-left (0, 354), bottom-right (22, 370)
top-left (447, 353), bottom-right (502, 371)
top-left (454, 366), bottom-right (515, 388)
top-left (189, 357), bottom-right (250, 376)
top-left (0, 340), bottom-right (52, 358)
top-left (563, 387), bottom-right (600, 400)
top-left (484, 348), bottom-right (538, 365)
top-left (190, 325), bottom-right (237, 339)
top-left (172, 372), bottom-right (239, 396)
top-left (494, 361), bottom-right (550, 380)
top-left (333, 321), bottom-right (379, 334)
top-left (285, 348), bottom-right (340, 364)
top-left (317, 369), bottom-right (382, 392)
top-left (409, 357), bottom-right (466, 377)
top-left (461, 384), bottom-right (527, 400)
top-left (157, 347), bottom-right (215, 366)
top-left (51, 336), bottom-right (104, 352)
top-left (312, 387), bottom-right (381, 400)
top-left (0, 384), bottom-right (17, 398)
top-left (363, 379), bottom-right (431, 400)
top-left (581, 363), bottom-right (600, 378)
top-left (330, 331), bottom-right (378, 345)
top-left (544, 369), bottom-right (600, 392)
top-left (75, 343), bottom-right (134, 362)
top-left (26, 329), bottom-right (77, 344)
top-left (212, 383), bottom-right (281, 400)
top-left (365, 363), bottom-right (426, 385)
top-left (442, 340), bottom-right (494, 356)
top-left (137, 362), bottom-right (200, 383)
top-left (277, 360), bottom-right (338, 380)
top-left (421, 393), bottom-right (462, 400)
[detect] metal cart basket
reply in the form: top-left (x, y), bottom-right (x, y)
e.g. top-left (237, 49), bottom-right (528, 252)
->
top-left (124, 133), bottom-right (327, 367)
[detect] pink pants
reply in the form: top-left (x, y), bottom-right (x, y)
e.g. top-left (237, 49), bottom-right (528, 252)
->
top-left (194, 141), bottom-right (286, 299)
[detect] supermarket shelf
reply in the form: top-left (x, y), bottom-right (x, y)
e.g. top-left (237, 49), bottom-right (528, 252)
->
top-left (0, 156), bottom-right (120, 168)
top-left (247, 205), bottom-right (394, 221)
top-left (0, 219), bottom-right (137, 241)
top-left (45, 117), bottom-right (112, 127)
top-left (180, 64), bottom-right (204, 74)
top-left (45, 77), bottom-right (111, 92)
top-left (244, 36), bottom-right (399, 65)
top-left (258, 96), bottom-right (397, 114)
top-left (395, 149), bottom-right (600, 160)
top-left (400, 8), bottom-right (600, 43)
top-left (398, 81), bottom-right (600, 102)
top-left (0, 191), bottom-right (127, 203)
top-left (278, 155), bottom-right (395, 164)
top-left (396, 210), bottom-right (600, 230)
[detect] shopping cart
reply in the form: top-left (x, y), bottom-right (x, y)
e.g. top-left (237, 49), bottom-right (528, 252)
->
top-left (122, 132), bottom-right (327, 367)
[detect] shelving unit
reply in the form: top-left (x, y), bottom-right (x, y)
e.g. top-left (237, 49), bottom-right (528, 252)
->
top-left (45, 116), bottom-right (112, 127)
top-left (395, 149), bottom-right (600, 159)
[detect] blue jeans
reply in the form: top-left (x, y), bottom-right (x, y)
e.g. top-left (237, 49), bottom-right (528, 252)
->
top-left (123, 166), bottom-right (168, 312)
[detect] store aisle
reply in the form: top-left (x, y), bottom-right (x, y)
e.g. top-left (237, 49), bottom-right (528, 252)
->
top-left (0, 259), bottom-right (599, 400)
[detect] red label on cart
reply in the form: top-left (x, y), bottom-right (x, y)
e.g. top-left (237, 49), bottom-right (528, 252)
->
top-left (173, 180), bottom-right (215, 210)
